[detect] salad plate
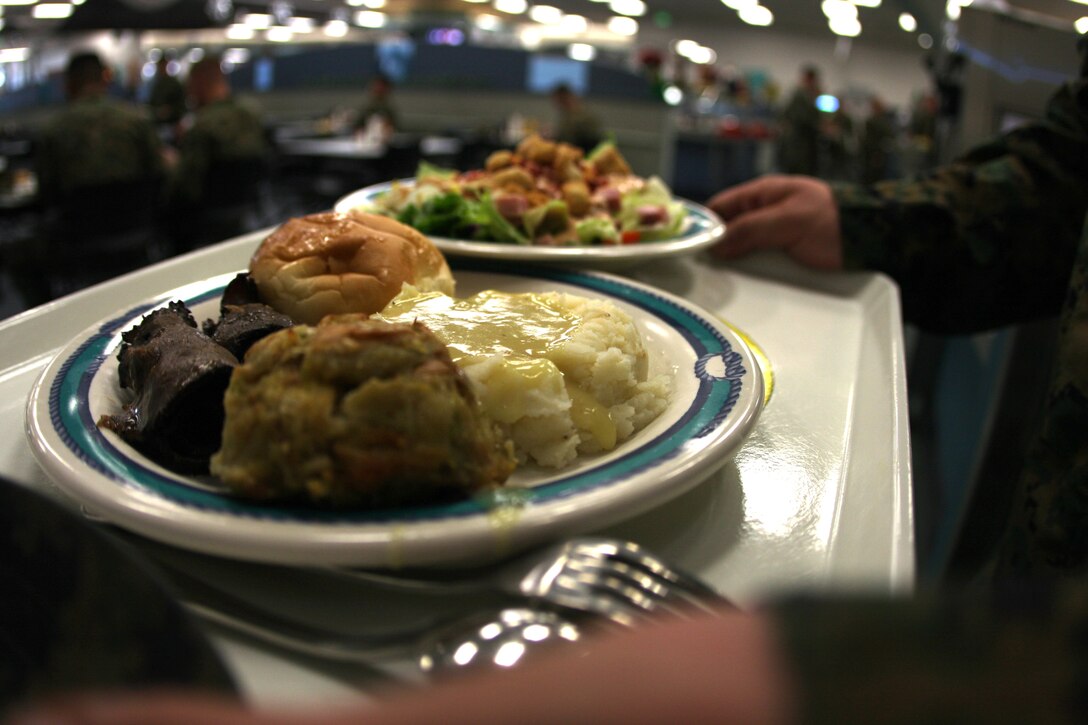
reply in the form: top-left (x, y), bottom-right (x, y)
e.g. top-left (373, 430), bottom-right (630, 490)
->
top-left (335, 180), bottom-right (726, 269)
top-left (25, 262), bottom-right (762, 569)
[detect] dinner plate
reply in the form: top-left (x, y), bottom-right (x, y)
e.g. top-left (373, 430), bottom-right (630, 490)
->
top-left (335, 180), bottom-right (726, 269)
top-left (25, 262), bottom-right (763, 569)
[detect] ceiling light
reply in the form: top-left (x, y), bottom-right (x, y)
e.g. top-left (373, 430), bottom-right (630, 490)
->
top-left (898, 12), bottom-right (916, 32)
top-left (946, 1), bottom-right (961, 20)
top-left (226, 23), bottom-right (255, 39)
top-left (355, 10), bottom-right (386, 27)
top-left (559, 13), bottom-right (587, 33)
top-left (462, 0), bottom-right (489, 3)
top-left (1076, 16), bottom-right (1088, 34)
top-left (828, 15), bottom-right (861, 36)
top-left (610, 0), bottom-right (647, 17)
top-left (663, 85), bottom-right (683, 106)
top-left (266, 26), bottom-right (293, 42)
top-left (721, 0), bottom-right (757, 9)
top-left (360, 0), bottom-right (386, 7)
top-left (688, 46), bottom-right (717, 65)
top-left (0, 47), bottom-right (30, 62)
top-left (520, 27), bottom-right (542, 48)
top-left (288, 16), bottom-right (314, 33)
top-left (607, 15), bottom-right (638, 35)
top-left (674, 38), bottom-right (699, 57)
top-left (568, 43), bottom-right (595, 61)
top-left (475, 13), bottom-right (501, 30)
top-left (32, 3), bottom-right (74, 19)
top-left (852, 0), bottom-right (881, 7)
top-left (822, 0), bottom-right (856, 19)
top-left (494, 0), bottom-right (528, 14)
top-left (738, 4), bottom-right (773, 26)
top-left (324, 19), bottom-right (349, 37)
top-left (528, 4), bottom-right (562, 24)
top-left (243, 13), bottom-right (273, 28)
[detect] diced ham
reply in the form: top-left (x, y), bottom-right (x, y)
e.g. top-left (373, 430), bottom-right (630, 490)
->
top-left (494, 194), bottom-right (529, 223)
top-left (637, 204), bottom-right (667, 226)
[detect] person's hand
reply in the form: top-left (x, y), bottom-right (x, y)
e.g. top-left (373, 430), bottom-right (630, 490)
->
top-left (4, 610), bottom-right (796, 725)
top-left (707, 175), bottom-right (844, 270)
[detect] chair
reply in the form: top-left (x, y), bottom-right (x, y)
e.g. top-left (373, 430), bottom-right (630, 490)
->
top-left (39, 176), bottom-right (164, 298)
top-left (168, 156), bottom-right (275, 253)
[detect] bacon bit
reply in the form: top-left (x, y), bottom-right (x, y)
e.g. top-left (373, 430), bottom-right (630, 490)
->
top-left (621, 230), bottom-right (641, 244)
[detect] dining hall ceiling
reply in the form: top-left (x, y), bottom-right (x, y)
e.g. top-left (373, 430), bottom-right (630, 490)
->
top-left (0, 1), bottom-right (1084, 47)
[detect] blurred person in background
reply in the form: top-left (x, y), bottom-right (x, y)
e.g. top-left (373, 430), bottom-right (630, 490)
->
top-left (147, 55), bottom-right (187, 131)
top-left (551, 83), bottom-right (603, 152)
top-left (35, 52), bottom-right (165, 205)
top-left (777, 65), bottom-right (822, 176)
top-left (860, 95), bottom-right (896, 184)
top-left (166, 55), bottom-right (266, 211)
top-left (164, 55), bottom-right (268, 251)
top-left (354, 73), bottom-right (399, 139)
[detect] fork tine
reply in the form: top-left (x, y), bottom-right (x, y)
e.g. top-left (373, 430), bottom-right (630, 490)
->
top-left (570, 538), bottom-right (728, 612)
top-left (561, 559), bottom-right (699, 620)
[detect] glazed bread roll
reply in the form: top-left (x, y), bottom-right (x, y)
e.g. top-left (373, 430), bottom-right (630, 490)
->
top-left (250, 210), bottom-right (454, 324)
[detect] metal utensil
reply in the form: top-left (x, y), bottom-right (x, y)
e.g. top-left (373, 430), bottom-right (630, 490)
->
top-left (418, 607), bottom-right (585, 677)
top-left (164, 559), bottom-right (582, 668)
top-left (328, 537), bottom-right (729, 627)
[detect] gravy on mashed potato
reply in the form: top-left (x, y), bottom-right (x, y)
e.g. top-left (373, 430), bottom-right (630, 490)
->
top-left (378, 286), bottom-right (670, 468)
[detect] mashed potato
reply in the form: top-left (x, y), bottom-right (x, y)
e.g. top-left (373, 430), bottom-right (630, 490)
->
top-left (378, 287), bottom-right (670, 468)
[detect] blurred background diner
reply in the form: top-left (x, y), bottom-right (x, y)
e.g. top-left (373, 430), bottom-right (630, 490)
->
top-left (0, 0), bottom-right (1084, 603)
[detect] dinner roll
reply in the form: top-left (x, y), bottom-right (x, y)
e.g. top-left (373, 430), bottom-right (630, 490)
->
top-left (249, 210), bottom-right (454, 324)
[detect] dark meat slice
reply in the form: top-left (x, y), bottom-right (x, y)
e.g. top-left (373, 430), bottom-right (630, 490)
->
top-left (201, 273), bottom-right (294, 360)
top-left (206, 303), bottom-right (294, 360)
top-left (99, 301), bottom-right (239, 473)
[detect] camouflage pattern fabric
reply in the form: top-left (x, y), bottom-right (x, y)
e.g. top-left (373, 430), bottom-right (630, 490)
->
top-left (778, 89), bottom-right (821, 176)
top-left (168, 97), bottom-right (266, 208)
top-left (769, 40), bottom-right (1088, 724)
top-left (147, 73), bottom-right (187, 125)
top-left (35, 96), bottom-right (164, 201)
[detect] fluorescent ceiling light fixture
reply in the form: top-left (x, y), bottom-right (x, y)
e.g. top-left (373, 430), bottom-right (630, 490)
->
top-left (946, 1), bottom-right (961, 20)
top-left (226, 23), bottom-right (255, 39)
top-left (688, 46), bottom-right (716, 64)
top-left (32, 3), bottom-right (74, 19)
top-left (852, 0), bottom-right (881, 7)
top-left (739, 4), bottom-right (773, 26)
top-left (324, 19), bottom-right (349, 36)
top-left (494, 0), bottom-right (528, 14)
top-left (288, 16), bottom-right (315, 32)
top-left (475, 13), bottom-right (501, 30)
top-left (355, 10), bottom-right (386, 27)
top-left (822, 0), bottom-right (856, 19)
top-left (721, 0), bottom-right (757, 8)
top-left (360, 0), bottom-right (386, 7)
top-left (1076, 16), bottom-right (1088, 34)
top-left (898, 12), bottom-right (917, 32)
top-left (568, 42), bottom-right (595, 61)
top-left (520, 27), bottom-right (542, 48)
top-left (266, 26), bottom-right (293, 41)
top-left (346, 0), bottom-right (366, 5)
top-left (529, 4), bottom-right (562, 23)
top-left (829, 15), bottom-right (861, 36)
top-left (610, 0), bottom-right (646, 17)
top-left (0, 47), bottom-right (30, 62)
top-left (607, 15), bottom-right (638, 35)
top-left (243, 13), bottom-right (273, 28)
top-left (674, 38), bottom-right (699, 56)
top-left (559, 13), bottom-right (587, 32)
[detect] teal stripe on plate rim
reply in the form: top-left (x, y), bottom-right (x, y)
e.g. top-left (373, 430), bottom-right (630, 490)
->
top-left (49, 262), bottom-right (746, 524)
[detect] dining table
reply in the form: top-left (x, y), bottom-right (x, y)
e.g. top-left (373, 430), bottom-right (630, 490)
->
top-left (0, 228), bottom-right (913, 709)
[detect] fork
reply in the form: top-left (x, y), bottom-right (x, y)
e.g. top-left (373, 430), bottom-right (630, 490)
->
top-left (326, 537), bottom-right (730, 627)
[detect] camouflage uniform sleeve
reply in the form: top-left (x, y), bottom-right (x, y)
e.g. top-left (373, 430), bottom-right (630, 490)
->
top-left (772, 582), bottom-right (1088, 724)
top-left (835, 44), bottom-right (1088, 334)
top-left (168, 120), bottom-right (213, 208)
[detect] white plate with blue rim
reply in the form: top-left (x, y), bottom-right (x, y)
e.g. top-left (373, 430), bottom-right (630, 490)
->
top-left (25, 262), bottom-right (763, 569)
top-left (335, 180), bottom-right (726, 270)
